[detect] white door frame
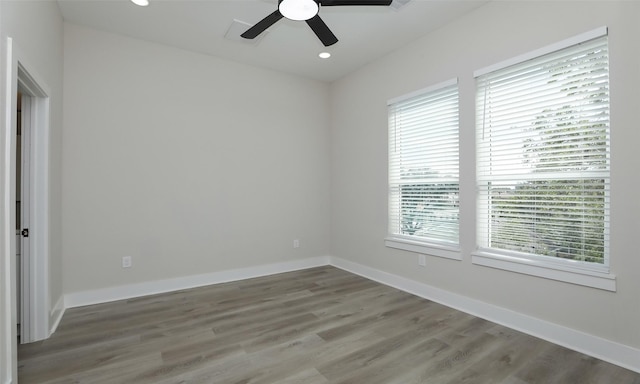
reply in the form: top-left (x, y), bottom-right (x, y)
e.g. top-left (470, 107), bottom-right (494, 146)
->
top-left (4, 37), bottom-right (51, 346)
top-left (1, 36), bottom-right (20, 384)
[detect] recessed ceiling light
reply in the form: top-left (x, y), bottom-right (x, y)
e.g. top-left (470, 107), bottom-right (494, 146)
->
top-left (131, 0), bottom-right (149, 7)
top-left (319, 52), bottom-right (331, 59)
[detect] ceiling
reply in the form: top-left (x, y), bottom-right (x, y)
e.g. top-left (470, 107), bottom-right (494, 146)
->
top-left (57, 0), bottom-right (488, 82)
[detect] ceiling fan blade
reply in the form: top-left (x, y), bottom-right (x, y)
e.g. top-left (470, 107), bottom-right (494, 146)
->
top-left (306, 15), bottom-right (338, 47)
top-left (241, 10), bottom-right (284, 39)
top-left (319, 0), bottom-right (392, 6)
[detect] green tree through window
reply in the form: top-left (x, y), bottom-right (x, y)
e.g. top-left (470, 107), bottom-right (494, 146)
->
top-left (477, 35), bottom-right (610, 264)
top-left (389, 80), bottom-right (460, 247)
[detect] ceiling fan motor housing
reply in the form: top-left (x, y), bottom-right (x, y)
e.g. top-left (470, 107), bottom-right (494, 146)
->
top-left (278, 0), bottom-right (320, 21)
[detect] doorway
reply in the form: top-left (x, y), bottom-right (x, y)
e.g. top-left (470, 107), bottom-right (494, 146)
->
top-left (3, 37), bottom-right (54, 383)
top-left (12, 61), bottom-right (51, 344)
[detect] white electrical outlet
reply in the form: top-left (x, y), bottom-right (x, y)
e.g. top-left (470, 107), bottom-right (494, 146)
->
top-left (418, 254), bottom-right (426, 267)
top-left (122, 256), bottom-right (132, 268)
top-left (293, 239), bottom-right (300, 249)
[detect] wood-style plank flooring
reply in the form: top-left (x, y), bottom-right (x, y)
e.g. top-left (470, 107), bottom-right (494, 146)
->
top-left (18, 266), bottom-right (640, 383)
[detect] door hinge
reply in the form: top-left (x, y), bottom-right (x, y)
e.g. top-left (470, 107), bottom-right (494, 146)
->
top-left (21, 228), bottom-right (29, 237)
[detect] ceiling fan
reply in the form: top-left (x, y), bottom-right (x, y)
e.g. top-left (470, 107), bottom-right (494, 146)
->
top-left (241, 0), bottom-right (393, 47)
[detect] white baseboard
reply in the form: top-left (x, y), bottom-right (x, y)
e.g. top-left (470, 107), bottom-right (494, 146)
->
top-left (329, 256), bottom-right (640, 374)
top-left (64, 256), bottom-right (330, 309)
top-left (49, 295), bottom-right (65, 336)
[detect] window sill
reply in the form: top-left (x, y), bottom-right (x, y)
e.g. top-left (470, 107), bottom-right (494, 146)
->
top-left (385, 237), bottom-right (462, 261)
top-left (471, 250), bottom-right (616, 291)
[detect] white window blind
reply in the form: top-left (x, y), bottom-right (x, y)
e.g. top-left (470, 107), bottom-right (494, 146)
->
top-left (476, 33), bottom-right (610, 267)
top-left (389, 80), bottom-right (459, 246)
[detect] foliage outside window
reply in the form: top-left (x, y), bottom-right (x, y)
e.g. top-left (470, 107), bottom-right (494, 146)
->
top-left (476, 33), bottom-right (610, 267)
top-left (388, 80), bottom-right (460, 247)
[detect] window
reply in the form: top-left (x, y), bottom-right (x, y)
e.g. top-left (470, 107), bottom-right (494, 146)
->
top-left (474, 28), bottom-right (613, 289)
top-left (387, 79), bottom-right (460, 259)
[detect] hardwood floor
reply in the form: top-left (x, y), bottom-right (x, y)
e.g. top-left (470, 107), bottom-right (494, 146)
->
top-left (18, 266), bottom-right (640, 383)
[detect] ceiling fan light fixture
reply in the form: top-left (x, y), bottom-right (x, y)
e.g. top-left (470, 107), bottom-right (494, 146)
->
top-left (319, 52), bottom-right (331, 59)
top-left (279, 0), bottom-right (319, 21)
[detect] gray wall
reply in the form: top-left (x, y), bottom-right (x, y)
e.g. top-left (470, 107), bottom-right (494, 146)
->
top-left (330, 1), bottom-right (640, 350)
top-left (62, 24), bottom-right (332, 294)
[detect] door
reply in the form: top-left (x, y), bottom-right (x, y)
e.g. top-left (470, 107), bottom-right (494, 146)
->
top-left (19, 93), bottom-right (32, 343)
top-left (16, 92), bottom-right (22, 338)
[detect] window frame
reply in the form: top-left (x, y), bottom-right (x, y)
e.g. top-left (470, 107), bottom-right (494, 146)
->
top-left (385, 78), bottom-right (462, 261)
top-left (472, 27), bottom-right (615, 291)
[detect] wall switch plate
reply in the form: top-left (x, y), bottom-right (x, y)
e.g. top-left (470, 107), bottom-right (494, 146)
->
top-left (122, 256), bottom-right (132, 268)
top-left (418, 254), bottom-right (426, 267)
top-left (293, 239), bottom-right (300, 249)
